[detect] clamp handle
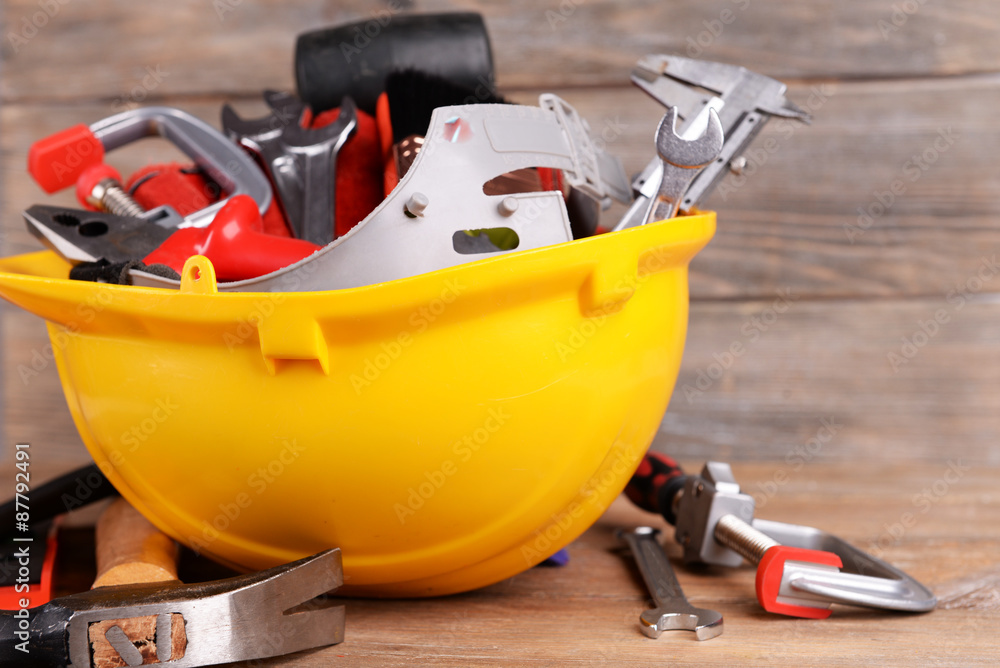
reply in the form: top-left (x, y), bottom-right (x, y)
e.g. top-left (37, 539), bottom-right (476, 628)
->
top-left (28, 107), bottom-right (273, 229)
top-left (27, 124), bottom-right (105, 193)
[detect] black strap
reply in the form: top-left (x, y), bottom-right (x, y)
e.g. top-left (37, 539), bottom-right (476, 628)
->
top-left (1, 463), bottom-right (114, 542)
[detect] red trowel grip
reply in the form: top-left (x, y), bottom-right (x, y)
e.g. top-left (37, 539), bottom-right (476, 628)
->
top-left (28, 124), bottom-right (105, 193)
top-left (144, 195), bottom-right (321, 282)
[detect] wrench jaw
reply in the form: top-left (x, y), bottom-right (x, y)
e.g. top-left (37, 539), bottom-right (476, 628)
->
top-left (619, 527), bottom-right (725, 642)
top-left (640, 606), bottom-right (724, 641)
top-left (613, 53), bottom-right (809, 233)
top-left (222, 92), bottom-right (359, 247)
top-left (646, 106), bottom-right (724, 224)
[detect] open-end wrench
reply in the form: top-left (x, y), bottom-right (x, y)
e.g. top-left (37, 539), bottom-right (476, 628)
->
top-left (618, 527), bottom-right (724, 641)
top-left (645, 106), bottom-right (723, 224)
top-left (222, 91), bottom-right (358, 246)
top-left (612, 54), bottom-right (809, 231)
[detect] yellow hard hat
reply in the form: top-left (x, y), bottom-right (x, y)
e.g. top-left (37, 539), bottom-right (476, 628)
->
top-left (0, 212), bottom-right (713, 596)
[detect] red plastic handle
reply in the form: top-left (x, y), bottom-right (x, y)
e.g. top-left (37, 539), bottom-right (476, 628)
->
top-left (27, 124), bottom-right (105, 193)
top-left (75, 163), bottom-right (123, 211)
top-left (755, 545), bottom-right (843, 619)
top-left (144, 195), bottom-right (321, 281)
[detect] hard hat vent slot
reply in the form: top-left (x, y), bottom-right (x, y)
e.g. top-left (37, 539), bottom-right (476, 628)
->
top-left (452, 228), bottom-right (519, 255)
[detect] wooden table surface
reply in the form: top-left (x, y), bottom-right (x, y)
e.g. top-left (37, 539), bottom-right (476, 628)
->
top-left (49, 462), bottom-right (998, 667)
top-left (2, 1), bottom-right (998, 665)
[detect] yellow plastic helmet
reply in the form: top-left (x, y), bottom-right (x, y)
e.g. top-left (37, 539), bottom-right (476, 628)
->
top-left (0, 209), bottom-right (713, 596)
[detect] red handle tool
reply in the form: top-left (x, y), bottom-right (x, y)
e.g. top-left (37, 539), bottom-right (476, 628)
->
top-left (143, 195), bottom-right (320, 281)
top-left (24, 195), bottom-right (320, 282)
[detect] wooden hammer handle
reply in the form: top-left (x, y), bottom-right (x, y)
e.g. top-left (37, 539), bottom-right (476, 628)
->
top-left (93, 497), bottom-right (179, 589)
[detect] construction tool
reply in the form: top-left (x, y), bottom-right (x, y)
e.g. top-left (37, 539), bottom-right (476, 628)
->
top-left (613, 54), bottom-right (810, 231)
top-left (127, 96), bottom-right (630, 292)
top-left (28, 106), bottom-right (272, 231)
top-left (222, 91), bottom-right (358, 246)
top-left (643, 106), bottom-right (723, 224)
top-left (618, 527), bottom-right (724, 640)
top-left (0, 498), bottom-right (345, 667)
top-left (625, 455), bottom-right (937, 617)
top-left (296, 12), bottom-right (495, 115)
top-left (24, 195), bottom-right (320, 282)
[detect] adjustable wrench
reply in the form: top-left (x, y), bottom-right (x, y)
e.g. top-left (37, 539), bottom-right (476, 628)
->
top-left (222, 91), bottom-right (358, 246)
top-left (645, 106), bottom-right (723, 224)
top-left (618, 527), bottom-right (724, 641)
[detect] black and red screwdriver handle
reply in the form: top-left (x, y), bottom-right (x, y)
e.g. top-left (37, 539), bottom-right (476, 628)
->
top-left (624, 451), bottom-right (688, 526)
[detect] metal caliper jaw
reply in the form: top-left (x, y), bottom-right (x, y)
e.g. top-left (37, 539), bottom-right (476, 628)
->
top-left (613, 53), bottom-right (811, 231)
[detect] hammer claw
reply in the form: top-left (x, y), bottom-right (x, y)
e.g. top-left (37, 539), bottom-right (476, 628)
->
top-left (53, 548), bottom-right (346, 667)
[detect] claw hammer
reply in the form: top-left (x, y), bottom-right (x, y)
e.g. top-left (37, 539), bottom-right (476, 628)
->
top-left (0, 498), bottom-right (345, 667)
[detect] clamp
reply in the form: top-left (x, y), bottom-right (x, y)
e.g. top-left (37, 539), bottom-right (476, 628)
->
top-left (627, 456), bottom-right (937, 618)
top-left (27, 106), bottom-right (272, 230)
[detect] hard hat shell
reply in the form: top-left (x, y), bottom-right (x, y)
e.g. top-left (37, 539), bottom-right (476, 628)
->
top-left (0, 212), bottom-right (714, 596)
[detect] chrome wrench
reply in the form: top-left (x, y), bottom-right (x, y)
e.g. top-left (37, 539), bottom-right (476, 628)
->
top-left (644, 106), bottom-right (723, 224)
top-left (222, 91), bottom-right (358, 246)
top-left (613, 54), bottom-right (810, 231)
top-left (618, 527), bottom-right (724, 641)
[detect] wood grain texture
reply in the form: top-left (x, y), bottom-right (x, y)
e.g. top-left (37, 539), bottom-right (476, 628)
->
top-left (0, 3), bottom-right (997, 664)
top-left (4, 76), bottom-right (1000, 301)
top-left (88, 613), bottom-right (186, 667)
top-left (659, 295), bottom-right (1000, 465)
top-left (4, 0), bottom-right (1000, 101)
top-left (54, 462), bottom-right (999, 667)
top-left (6, 293), bottom-right (997, 484)
top-left (93, 498), bottom-right (179, 588)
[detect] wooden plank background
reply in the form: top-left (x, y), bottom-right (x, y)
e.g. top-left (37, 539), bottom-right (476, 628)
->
top-left (0, 1), bottom-right (997, 665)
top-left (3, 0), bottom-right (998, 474)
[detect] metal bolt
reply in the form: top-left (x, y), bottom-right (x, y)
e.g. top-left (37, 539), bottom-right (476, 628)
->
top-left (404, 192), bottom-right (429, 217)
top-left (498, 196), bottom-right (519, 216)
top-left (88, 179), bottom-right (145, 218)
top-left (729, 156), bottom-right (748, 176)
top-left (713, 514), bottom-right (778, 565)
